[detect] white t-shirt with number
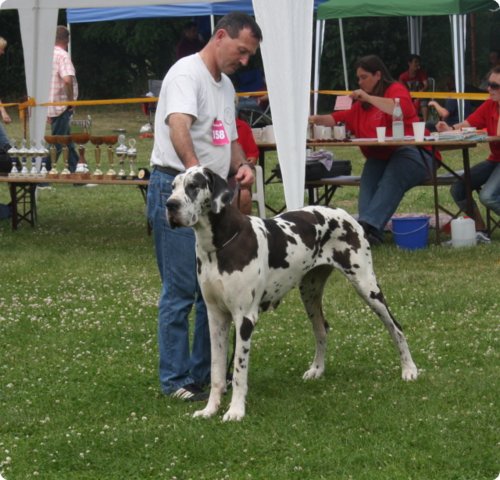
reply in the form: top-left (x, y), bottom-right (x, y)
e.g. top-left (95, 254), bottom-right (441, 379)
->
top-left (151, 53), bottom-right (237, 179)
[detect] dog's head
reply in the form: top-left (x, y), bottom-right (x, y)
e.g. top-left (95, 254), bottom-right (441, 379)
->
top-left (166, 166), bottom-right (232, 228)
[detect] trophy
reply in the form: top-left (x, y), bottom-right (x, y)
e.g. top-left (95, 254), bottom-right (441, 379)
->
top-left (44, 135), bottom-right (59, 178)
top-left (127, 138), bottom-right (137, 179)
top-left (72, 133), bottom-right (90, 179)
top-left (57, 135), bottom-right (72, 176)
top-left (37, 141), bottom-right (49, 177)
top-left (28, 140), bottom-right (39, 177)
top-left (103, 135), bottom-right (118, 179)
top-left (7, 141), bottom-right (20, 177)
top-left (18, 139), bottom-right (29, 176)
top-left (89, 136), bottom-right (104, 179)
top-left (116, 134), bottom-right (128, 179)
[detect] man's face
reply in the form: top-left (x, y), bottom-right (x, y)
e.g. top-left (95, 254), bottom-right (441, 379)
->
top-left (215, 27), bottom-right (260, 76)
top-left (408, 58), bottom-right (420, 73)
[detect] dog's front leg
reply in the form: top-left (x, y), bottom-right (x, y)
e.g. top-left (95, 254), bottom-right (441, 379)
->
top-left (193, 307), bottom-right (231, 419)
top-left (223, 314), bottom-right (256, 422)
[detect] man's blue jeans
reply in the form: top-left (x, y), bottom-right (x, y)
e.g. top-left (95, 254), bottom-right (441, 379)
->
top-left (146, 168), bottom-right (211, 395)
top-left (49, 109), bottom-right (79, 172)
top-left (0, 122), bottom-right (10, 150)
top-left (451, 160), bottom-right (500, 216)
top-left (359, 146), bottom-right (434, 235)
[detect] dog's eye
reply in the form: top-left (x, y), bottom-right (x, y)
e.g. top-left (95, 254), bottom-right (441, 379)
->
top-left (185, 184), bottom-right (199, 201)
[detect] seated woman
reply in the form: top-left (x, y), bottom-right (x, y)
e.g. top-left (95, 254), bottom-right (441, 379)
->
top-left (309, 54), bottom-right (434, 245)
top-left (436, 65), bottom-right (500, 242)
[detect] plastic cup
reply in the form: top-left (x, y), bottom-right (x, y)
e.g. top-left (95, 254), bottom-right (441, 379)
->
top-left (333, 125), bottom-right (346, 140)
top-left (413, 122), bottom-right (426, 142)
top-left (376, 126), bottom-right (386, 142)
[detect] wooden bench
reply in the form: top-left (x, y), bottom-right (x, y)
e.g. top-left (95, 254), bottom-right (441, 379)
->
top-left (305, 172), bottom-right (463, 244)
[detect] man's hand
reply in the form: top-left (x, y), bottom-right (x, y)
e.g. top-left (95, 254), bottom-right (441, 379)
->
top-left (235, 163), bottom-right (254, 188)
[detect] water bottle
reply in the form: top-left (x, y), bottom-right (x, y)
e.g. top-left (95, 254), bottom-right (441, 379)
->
top-left (392, 97), bottom-right (404, 140)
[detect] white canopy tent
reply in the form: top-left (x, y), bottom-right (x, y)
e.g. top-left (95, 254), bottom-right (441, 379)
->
top-left (0, 0), bottom-right (315, 211)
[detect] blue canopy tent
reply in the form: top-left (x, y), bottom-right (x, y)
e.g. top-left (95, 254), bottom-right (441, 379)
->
top-left (67, 0), bottom-right (327, 23)
top-left (67, 1), bottom-right (255, 23)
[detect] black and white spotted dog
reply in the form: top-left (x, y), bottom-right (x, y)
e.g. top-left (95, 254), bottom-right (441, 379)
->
top-left (166, 166), bottom-right (418, 421)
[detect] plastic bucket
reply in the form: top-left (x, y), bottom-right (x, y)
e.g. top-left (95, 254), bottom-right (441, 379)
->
top-left (391, 216), bottom-right (429, 250)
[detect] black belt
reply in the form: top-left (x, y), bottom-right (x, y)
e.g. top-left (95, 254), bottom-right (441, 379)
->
top-left (153, 165), bottom-right (183, 176)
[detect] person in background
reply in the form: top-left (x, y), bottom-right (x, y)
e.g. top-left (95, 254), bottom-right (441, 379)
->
top-left (47, 25), bottom-right (79, 172)
top-left (309, 54), bottom-right (435, 246)
top-left (175, 21), bottom-right (205, 60)
top-left (437, 65), bottom-right (500, 243)
top-left (0, 37), bottom-right (12, 153)
top-left (479, 49), bottom-right (500, 91)
top-left (399, 54), bottom-right (429, 121)
top-left (427, 98), bottom-right (473, 132)
top-left (147, 12), bottom-right (261, 402)
top-left (426, 77), bottom-right (473, 131)
top-left (231, 115), bottom-right (259, 214)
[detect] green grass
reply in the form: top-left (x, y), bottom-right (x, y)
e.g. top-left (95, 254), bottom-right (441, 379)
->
top-left (1, 106), bottom-right (499, 479)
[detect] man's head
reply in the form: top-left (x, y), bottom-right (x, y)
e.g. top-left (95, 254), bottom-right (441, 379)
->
top-left (489, 49), bottom-right (500, 67)
top-left (0, 37), bottom-right (7, 56)
top-left (55, 25), bottom-right (70, 49)
top-left (407, 54), bottom-right (422, 73)
top-left (209, 12), bottom-right (262, 76)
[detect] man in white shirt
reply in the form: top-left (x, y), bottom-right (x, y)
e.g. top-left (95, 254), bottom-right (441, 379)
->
top-left (147, 12), bottom-right (262, 402)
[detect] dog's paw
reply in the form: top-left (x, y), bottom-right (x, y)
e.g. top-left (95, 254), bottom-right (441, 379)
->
top-left (193, 406), bottom-right (217, 419)
top-left (402, 363), bottom-right (418, 381)
top-left (222, 406), bottom-right (245, 422)
top-left (302, 366), bottom-right (324, 380)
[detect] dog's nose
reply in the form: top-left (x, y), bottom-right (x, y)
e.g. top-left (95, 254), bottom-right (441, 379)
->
top-left (166, 199), bottom-right (180, 212)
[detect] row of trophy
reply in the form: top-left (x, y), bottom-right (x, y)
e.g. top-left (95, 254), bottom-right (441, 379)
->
top-left (7, 134), bottom-right (138, 180)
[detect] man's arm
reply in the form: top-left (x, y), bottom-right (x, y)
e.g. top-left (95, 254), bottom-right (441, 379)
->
top-left (167, 112), bottom-right (199, 169)
top-left (62, 75), bottom-right (75, 109)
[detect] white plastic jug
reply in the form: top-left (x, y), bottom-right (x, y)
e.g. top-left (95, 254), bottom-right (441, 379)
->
top-left (451, 217), bottom-right (476, 247)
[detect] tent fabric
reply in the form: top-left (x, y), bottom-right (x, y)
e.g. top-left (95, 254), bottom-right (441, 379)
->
top-left (253, 0), bottom-right (314, 211)
top-left (317, 0), bottom-right (498, 19)
top-left (67, 1), bottom-right (255, 23)
top-left (67, 0), bottom-right (326, 23)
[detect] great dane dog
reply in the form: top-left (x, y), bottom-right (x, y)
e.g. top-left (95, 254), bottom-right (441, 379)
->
top-left (166, 166), bottom-right (418, 421)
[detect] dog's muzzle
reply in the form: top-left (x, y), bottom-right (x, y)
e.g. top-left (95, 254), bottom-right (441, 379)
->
top-left (166, 198), bottom-right (183, 228)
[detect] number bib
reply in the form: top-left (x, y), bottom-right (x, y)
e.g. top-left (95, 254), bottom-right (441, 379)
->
top-left (212, 119), bottom-right (230, 146)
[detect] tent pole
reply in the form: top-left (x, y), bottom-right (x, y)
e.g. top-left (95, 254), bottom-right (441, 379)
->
top-left (313, 19), bottom-right (324, 115)
top-left (339, 18), bottom-right (348, 90)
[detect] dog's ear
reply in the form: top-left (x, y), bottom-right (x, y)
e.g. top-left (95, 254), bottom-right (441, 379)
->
top-left (205, 168), bottom-right (232, 214)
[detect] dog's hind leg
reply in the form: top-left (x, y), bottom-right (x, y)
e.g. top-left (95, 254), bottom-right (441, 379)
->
top-left (193, 307), bottom-right (231, 419)
top-left (299, 265), bottom-right (334, 380)
top-left (344, 263), bottom-right (418, 381)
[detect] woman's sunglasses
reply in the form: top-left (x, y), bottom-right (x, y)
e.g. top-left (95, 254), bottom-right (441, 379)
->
top-left (487, 82), bottom-right (500, 90)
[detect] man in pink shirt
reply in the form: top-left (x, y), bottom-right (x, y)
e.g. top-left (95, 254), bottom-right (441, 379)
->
top-left (47, 25), bottom-right (79, 172)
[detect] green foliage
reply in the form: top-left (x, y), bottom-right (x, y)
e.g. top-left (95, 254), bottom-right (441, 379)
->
top-left (71, 18), bottom-right (184, 99)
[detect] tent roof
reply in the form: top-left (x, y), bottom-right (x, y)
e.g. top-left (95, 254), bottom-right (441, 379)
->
top-left (68, 0), bottom-right (326, 23)
top-left (317, 0), bottom-right (498, 19)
